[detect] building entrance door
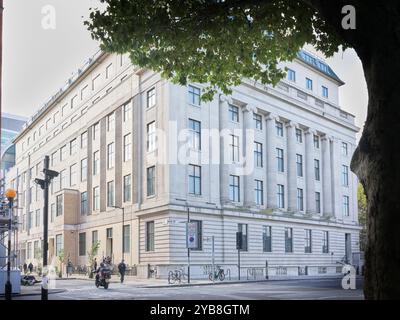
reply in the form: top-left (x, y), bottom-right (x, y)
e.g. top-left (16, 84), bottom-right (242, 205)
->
top-left (106, 228), bottom-right (113, 261)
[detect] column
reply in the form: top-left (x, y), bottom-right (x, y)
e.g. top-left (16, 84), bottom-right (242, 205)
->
top-left (266, 114), bottom-right (277, 208)
top-left (331, 137), bottom-right (342, 219)
top-left (351, 144), bottom-right (359, 222)
top-left (321, 135), bottom-right (333, 217)
top-left (243, 104), bottom-right (256, 207)
top-left (219, 95), bottom-right (231, 204)
top-left (286, 121), bottom-right (297, 212)
top-left (305, 129), bottom-right (315, 214)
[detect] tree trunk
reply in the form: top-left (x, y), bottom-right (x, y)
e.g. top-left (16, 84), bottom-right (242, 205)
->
top-left (351, 45), bottom-right (400, 299)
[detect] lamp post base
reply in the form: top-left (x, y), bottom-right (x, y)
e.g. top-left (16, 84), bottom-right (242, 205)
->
top-left (5, 281), bottom-right (12, 300)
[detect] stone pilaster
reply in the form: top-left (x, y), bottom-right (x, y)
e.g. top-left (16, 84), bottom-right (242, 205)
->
top-left (286, 121), bottom-right (297, 212)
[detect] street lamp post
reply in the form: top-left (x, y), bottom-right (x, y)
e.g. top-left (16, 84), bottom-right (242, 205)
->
top-left (4, 188), bottom-right (16, 300)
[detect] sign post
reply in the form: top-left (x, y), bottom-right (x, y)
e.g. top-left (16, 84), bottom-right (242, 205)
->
top-left (186, 219), bottom-right (198, 283)
top-left (236, 231), bottom-right (242, 280)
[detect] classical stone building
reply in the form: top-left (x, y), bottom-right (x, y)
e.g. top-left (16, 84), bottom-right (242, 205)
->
top-left (6, 49), bottom-right (360, 278)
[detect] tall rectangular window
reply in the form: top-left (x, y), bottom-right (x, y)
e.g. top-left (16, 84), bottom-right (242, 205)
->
top-left (147, 166), bottom-right (156, 196)
top-left (27, 242), bottom-right (32, 259)
top-left (35, 209), bottom-right (40, 227)
top-left (81, 131), bottom-right (87, 148)
top-left (342, 142), bottom-right (348, 156)
top-left (296, 154), bottom-right (303, 177)
top-left (147, 87), bottom-right (156, 108)
top-left (93, 151), bottom-right (100, 175)
top-left (79, 233), bottom-right (86, 256)
top-left (107, 112), bottom-right (115, 131)
top-left (188, 164), bottom-right (201, 195)
top-left (342, 165), bottom-right (349, 186)
top-left (93, 122), bottom-right (99, 140)
top-left (80, 191), bottom-right (88, 215)
top-left (229, 175), bottom-right (240, 202)
top-left (343, 195), bottom-right (350, 216)
top-left (322, 86), bottom-right (329, 98)
top-left (50, 203), bottom-right (55, 223)
top-left (263, 226), bottom-right (272, 252)
top-left (123, 174), bottom-right (131, 202)
top-left (123, 101), bottom-right (132, 122)
top-left (92, 230), bottom-right (98, 245)
top-left (70, 163), bottom-right (77, 186)
top-left (60, 145), bottom-right (67, 161)
top-left (123, 133), bottom-right (132, 161)
top-left (305, 229), bottom-right (312, 253)
top-left (51, 151), bottom-right (58, 166)
top-left (230, 135), bottom-right (239, 162)
top-left (297, 188), bottom-right (304, 211)
top-left (123, 225), bottom-right (130, 253)
top-left (70, 138), bottom-right (77, 155)
top-left (147, 121), bottom-right (156, 152)
top-left (60, 169), bottom-right (67, 189)
top-left (238, 224), bottom-right (248, 251)
top-left (107, 143), bottom-right (115, 169)
top-left (254, 142), bottom-right (263, 167)
top-left (315, 192), bottom-right (321, 213)
top-left (146, 221), bottom-right (155, 251)
top-left (322, 231), bottom-right (329, 253)
top-left (313, 134), bottom-right (320, 149)
top-left (93, 186), bottom-right (100, 211)
top-left (285, 227), bottom-right (293, 253)
top-left (255, 180), bottom-right (264, 205)
top-left (188, 85), bottom-right (201, 106)
top-left (229, 105), bottom-right (239, 122)
top-left (296, 128), bottom-right (303, 143)
top-left (276, 121), bottom-right (283, 137)
top-left (55, 234), bottom-right (63, 256)
top-left (287, 69), bottom-right (296, 82)
top-left (188, 119), bottom-right (201, 150)
top-left (253, 113), bottom-right (262, 130)
top-left (306, 78), bottom-right (313, 90)
top-left (277, 148), bottom-right (284, 172)
top-left (56, 194), bottom-right (63, 216)
top-left (107, 181), bottom-right (114, 207)
top-left (314, 159), bottom-right (320, 181)
top-left (81, 158), bottom-right (87, 182)
top-left (277, 184), bottom-right (285, 208)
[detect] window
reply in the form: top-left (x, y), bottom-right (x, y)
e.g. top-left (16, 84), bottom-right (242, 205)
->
top-left (107, 143), bottom-right (115, 169)
top-left (276, 121), bottom-right (283, 137)
top-left (81, 131), bottom-right (87, 148)
top-left (254, 142), bottom-right (263, 167)
top-left (33, 241), bottom-right (40, 259)
top-left (188, 85), bottom-right (201, 106)
top-left (93, 186), bottom-right (100, 211)
top-left (297, 188), bottom-right (304, 211)
top-left (28, 211), bottom-right (33, 229)
top-left (123, 175), bottom-right (131, 202)
top-left (93, 122), bottom-right (99, 140)
top-left (314, 159), bottom-right (320, 181)
top-left (263, 226), bottom-right (272, 252)
top-left (35, 209), bottom-right (40, 227)
top-left (287, 69), bottom-right (296, 82)
top-left (55, 234), bottom-right (63, 256)
top-left (305, 229), bottom-right (312, 253)
top-left (147, 121), bottom-right (156, 152)
top-left (80, 86), bottom-right (88, 101)
top-left (188, 165), bottom-right (201, 195)
top-left (146, 221), bottom-right (155, 251)
top-left (229, 105), bottom-right (239, 122)
top-left (323, 231), bottom-right (329, 253)
top-left (229, 175), bottom-right (240, 202)
top-left (93, 151), bottom-right (100, 175)
top-left (92, 230), bottom-right (98, 245)
top-left (123, 101), bottom-right (132, 122)
top-left (79, 233), bottom-right (86, 256)
top-left (60, 145), bottom-right (67, 161)
top-left (277, 148), bottom-right (284, 172)
top-left (81, 158), bottom-right (87, 182)
top-left (27, 242), bottom-right (32, 259)
top-left (147, 166), bottom-right (156, 196)
top-left (50, 203), bottom-right (55, 223)
top-left (343, 195), bottom-right (350, 216)
top-left (123, 133), bottom-right (132, 161)
top-left (56, 194), bottom-right (63, 216)
top-left (107, 181), bottom-right (114, 207)
top-left (60, 169), bottom-right (67, 189)
top-left (147, 87), bottom-right (156, 108)
top-left (123, 225), bottom-right (130, 253)
top-left (70, 163), bottom-right (77, 186)
top-left (296, 154), bottom-right (303, 177)
top-left (342, 165), bottom-right (349, 186)
top-left (253, 113), bottom-right (262, 130)
top-left (277, 184), bottom-right (285, 208)
top-left (314, 135), bottom-right (320, 149)
top-left (230, 135), bottom-right (239, 162)
top-left (322, 86), bottom-right (329, 98)
top-left (296, 128), bottom-right (303, 143)
top-left (107, 112), bottom-right (115, 131)
top-left (188, 119), bottom-right (201, 150)
top-left (106, 63), bottom-right (112, 79)
top-left (342, 142), bottom-right (348, 156)
top-left (315, 192), bottom-right (321, 213)
top-left (306, 78), bottom-right (313, 90)
top-left (285, 227), bottom-right (293, 253)
top-left (92, 74), bottom-right (100, 91)
top-left (255, 180), bottom-right (264, 205)
top-left (238, 224), bottom-right (248, 251)
top-left (70, 138), bottom-right (77, 155)
top-left (80, 192), bottom-right (88, 215)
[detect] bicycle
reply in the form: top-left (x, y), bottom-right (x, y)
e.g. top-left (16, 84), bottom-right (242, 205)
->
top-left (168, 269), bottom-right (182, 284)
top-left (209, 266), bottom-right (225, 281)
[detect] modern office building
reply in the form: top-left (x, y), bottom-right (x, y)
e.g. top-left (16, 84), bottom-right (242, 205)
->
top-left (5, 49), bottom-right (360, 278)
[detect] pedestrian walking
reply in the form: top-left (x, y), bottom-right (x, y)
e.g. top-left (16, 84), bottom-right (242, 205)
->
top-left (23, 262), bottom-right (27, 274)
top-left (28, 262), bottom-right (33, 273)
top-left (118, 260), bottom-right (126, 284)
top-left (67, 259), bottom-right (73, 277)
top-left (93, 258), bottom-right (97, 271)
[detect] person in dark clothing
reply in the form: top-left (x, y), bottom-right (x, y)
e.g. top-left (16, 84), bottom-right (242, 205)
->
top-left (28, 262), bottom-right (33, 273)
top-left (93, 258), bottom-right (97, 271)
top-left (118, 260), bottom-right (126, 283)
top-left (23, 263), bottom-right (28, 274)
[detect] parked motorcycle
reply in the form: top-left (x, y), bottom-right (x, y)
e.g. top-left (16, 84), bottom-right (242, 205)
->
top-left (95, 265), bottom-right (112, 289)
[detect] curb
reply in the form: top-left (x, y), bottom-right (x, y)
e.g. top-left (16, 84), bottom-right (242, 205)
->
top-left (0, 289), bottom-right (67, 298)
